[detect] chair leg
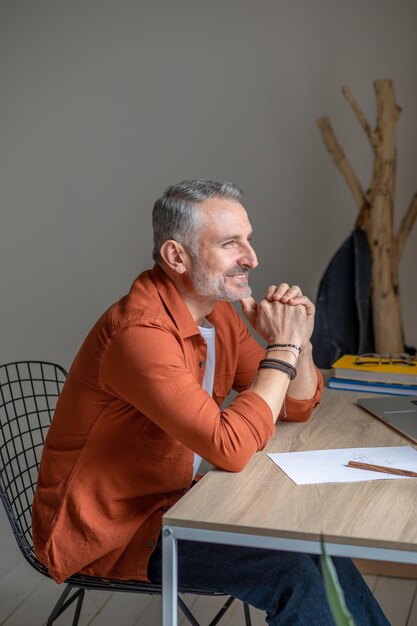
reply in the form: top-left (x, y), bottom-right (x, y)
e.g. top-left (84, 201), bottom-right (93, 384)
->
top-left (207, 595), bottom-right (235, 626)
top-left (243, 601), bottom-right (252, 625)
top-left (71, 589), bottom-right (85, 626)
top-left (47, 587), bottom-right (250, 626)
top-left (178, 596), bottom-right (201, 626)
top-left (46, 584), bottom-right (85, 626)
top-left (178, 594), bottom-right (248, 626)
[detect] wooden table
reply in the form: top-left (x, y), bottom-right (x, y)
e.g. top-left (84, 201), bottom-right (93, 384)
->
top-left (162, 387), bottom-right (417, 625)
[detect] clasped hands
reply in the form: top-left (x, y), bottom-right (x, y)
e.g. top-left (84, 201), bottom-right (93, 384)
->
top-left (240, 283), bottom-right (315, 349)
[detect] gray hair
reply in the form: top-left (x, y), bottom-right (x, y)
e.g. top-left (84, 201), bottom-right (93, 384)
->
top-left (152, 179), bottom-right (244, 262)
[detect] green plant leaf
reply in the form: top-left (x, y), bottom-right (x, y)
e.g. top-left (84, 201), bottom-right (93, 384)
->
top-left (320, 539), bottom-right (356, 626)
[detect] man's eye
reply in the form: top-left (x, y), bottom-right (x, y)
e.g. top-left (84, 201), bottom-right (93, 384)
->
top-left (222, 240), bottom-right (236, 248)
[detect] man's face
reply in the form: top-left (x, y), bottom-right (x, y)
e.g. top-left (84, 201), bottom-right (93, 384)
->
top-left (186, 197), bottom-right (258, 302)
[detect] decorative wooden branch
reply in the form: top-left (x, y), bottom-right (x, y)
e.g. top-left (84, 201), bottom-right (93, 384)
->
top-left (317, 117), bottom-right (368, 214)
top-left (317, 79), bottom-right (417, 353)
top-left (341, 86), bottom-right (375, 146)
top-left (397, 192), bottom-right (417, 258)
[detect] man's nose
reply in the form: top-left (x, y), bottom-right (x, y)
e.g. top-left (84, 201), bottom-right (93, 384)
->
top-left (241, 243), bottom-right (258, 269)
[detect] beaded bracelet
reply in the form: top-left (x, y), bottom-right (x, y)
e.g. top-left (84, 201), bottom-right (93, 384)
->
top-left (259, 358), bottom-right (297, 380)
top-left (266, 343), bottom-right (302, 353)
top-left (265, 346), bottom-right (299, 360)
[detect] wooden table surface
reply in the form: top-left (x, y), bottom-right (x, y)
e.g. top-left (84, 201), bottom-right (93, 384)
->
top-left (164, 387), bottom-right (417, 557)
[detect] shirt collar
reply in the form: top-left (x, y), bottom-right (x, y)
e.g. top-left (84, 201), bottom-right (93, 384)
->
top-left (149, 264), bottom-right (201, 340)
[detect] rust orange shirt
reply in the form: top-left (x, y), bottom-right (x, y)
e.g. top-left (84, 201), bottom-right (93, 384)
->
top-left (32, 265), bottom-right (323, 583)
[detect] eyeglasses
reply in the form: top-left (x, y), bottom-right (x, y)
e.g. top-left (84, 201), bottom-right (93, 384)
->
top-left (355, 353), bottom-right (417, 367)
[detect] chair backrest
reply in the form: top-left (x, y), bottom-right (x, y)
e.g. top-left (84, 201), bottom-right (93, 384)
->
top-left (0, 361), bottom-right (67, 563)
top-left (0, 362), bottom-right (253, 626)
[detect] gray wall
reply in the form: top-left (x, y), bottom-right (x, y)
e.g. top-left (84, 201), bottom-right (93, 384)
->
top-left (1, 0), bottom-right (416, 369)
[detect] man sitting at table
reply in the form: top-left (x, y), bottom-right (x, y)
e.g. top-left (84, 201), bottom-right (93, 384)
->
top-left (32, 179), bottom-right (389, 625)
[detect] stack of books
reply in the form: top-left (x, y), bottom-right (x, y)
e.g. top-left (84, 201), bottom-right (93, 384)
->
top-left (328, 354), bottom-right (417, 395)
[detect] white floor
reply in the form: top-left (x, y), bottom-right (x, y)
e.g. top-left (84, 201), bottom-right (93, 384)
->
top-left (1, 505), bottom-right (416, 626)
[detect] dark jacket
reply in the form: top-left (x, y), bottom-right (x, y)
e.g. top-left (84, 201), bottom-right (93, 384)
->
top-left (311, 229), bottom-right (375, 368)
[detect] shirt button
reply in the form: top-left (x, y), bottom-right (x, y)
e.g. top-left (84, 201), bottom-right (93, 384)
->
top-left (199, 360), bottom-right (206, 368)
top-left (147, 539), bottom-right (155, 548)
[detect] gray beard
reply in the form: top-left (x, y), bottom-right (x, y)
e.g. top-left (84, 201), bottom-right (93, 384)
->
top-left (191, 264), bottom-right (252, 301)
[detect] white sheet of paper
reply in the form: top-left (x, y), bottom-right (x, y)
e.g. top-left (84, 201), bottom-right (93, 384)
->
top-left (267, 446), bottom-right (417, 485)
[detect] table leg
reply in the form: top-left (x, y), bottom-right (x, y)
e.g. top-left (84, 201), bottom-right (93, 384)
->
top-left (162, 526), bottom-right (178, 626)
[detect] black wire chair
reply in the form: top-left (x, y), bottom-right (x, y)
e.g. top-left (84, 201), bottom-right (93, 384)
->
top-left (0, 361), bottom-right (251, 626)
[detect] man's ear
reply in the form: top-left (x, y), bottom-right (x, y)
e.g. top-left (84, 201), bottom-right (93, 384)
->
top-left (159, 240), bottom-right (188, 274)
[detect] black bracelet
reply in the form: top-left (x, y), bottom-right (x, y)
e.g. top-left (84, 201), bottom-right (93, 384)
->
top-left (259, 358), bottom-right (297, 380)
top-left (260, 357), bottom-right (297, 372)
top-left (259, 362), bottom-right (297, 380)
top-left (266, 343), bottom-right (302, 353)
top-left (261, 363), bottom-right (297, 379)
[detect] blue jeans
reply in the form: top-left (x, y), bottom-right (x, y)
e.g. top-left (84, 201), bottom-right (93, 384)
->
top-left (148, 535), bottom-right (390, 625)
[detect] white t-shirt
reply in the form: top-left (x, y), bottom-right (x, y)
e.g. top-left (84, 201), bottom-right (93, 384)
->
top-left (193, 319), bottom-right (216, 478)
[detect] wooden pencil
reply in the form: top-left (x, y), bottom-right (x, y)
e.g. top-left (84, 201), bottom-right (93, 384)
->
top-left (346, 460), bottom-right (417, 477)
